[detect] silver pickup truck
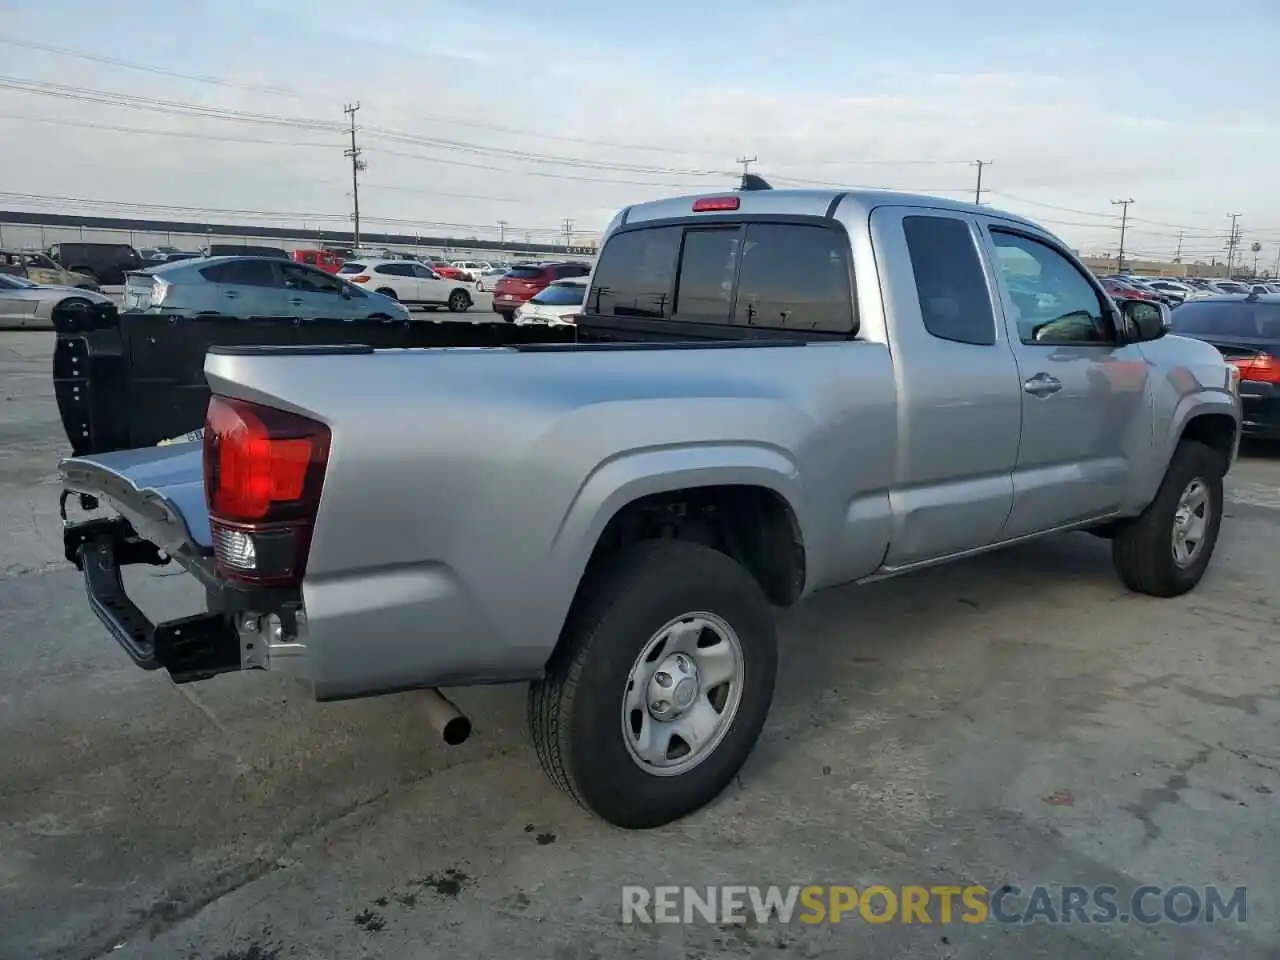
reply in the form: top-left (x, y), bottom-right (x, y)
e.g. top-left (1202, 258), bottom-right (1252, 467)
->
top-left (59, 187), bottom-right (1241, 829)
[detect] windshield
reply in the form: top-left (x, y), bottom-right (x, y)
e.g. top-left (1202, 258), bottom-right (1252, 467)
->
top-left (530, 281), bottom-right (586, 306)
top-left (0, 273), bottom-right (38, 289)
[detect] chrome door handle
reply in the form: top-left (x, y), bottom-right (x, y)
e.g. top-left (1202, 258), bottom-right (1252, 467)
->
top-left (288, 297), bottom-right (304, 306)
top-left (223, 290), bottom-right (239, 299)
top-left (1023, 373), bottom-right (1062, 397)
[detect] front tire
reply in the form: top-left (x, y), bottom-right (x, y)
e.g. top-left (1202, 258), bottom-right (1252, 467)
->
top-left (529, 541), bottom-right (777, 829)
top-left (1112, 440), bottom-right (1226, 597)
top-left (448, 289), bottom-right (471, 312)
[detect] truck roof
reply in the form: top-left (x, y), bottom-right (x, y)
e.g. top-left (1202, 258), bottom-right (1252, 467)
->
top-left (621, 188), bottom-right (1045, 233)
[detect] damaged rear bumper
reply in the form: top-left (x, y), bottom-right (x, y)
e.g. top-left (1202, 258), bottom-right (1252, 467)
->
top-left (63, 512), bottom-right (309, 685)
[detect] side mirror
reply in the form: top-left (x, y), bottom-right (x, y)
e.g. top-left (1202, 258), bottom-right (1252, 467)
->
top-left (1119, 298), bottom-right (1170, 342)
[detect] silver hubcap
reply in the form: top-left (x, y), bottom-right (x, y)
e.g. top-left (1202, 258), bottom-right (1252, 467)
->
top-left (621, 612), bottom-right (745, 777)
top-left (1172, 478), bottom-right (1210, 567)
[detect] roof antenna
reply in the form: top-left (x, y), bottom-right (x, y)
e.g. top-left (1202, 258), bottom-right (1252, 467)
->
top-left (739, 172), bottom-right (772, 191)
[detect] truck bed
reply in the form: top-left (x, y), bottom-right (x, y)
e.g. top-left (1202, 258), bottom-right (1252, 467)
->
top-left (50, 305), bottom-right (576, 455)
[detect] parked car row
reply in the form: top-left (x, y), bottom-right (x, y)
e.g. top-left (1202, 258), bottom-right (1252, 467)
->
top-left (123, 256), bottom-right (412, 323)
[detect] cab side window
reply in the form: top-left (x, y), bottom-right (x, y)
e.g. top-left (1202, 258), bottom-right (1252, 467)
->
top-left (990, 230), bottom-right (1111, 346)
top-left (902, 215), bottom-right (996, 346)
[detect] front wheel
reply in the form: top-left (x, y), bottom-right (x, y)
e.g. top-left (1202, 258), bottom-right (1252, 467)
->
top-left (448, 289), bottom-right (471, 312)
top-left (529, 541), bottom-right (777, 829)
top-left (1112, 440), bottom-right (1226, 597)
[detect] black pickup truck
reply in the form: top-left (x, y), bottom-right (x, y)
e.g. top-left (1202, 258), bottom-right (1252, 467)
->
top-left (52, 306), bottom-right (575, 455)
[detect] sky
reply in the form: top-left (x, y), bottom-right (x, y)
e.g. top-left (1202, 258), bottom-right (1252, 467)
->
top-left (1, 0), bottom-right (1278, 263)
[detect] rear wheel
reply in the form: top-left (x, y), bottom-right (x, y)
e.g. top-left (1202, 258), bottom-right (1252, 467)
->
top-left (529, 541), bottom-right (777, 829)
top-left (1112, 440), bottom-right (1226, 597)
top-left (448, 289), bottom-right (472, 312)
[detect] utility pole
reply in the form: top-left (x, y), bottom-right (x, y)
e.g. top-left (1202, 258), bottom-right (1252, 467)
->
top-left (971, 160), bottom-right (993, 205)
top-left (562, 218), bottom-right (574, 250)
top-left (497, 220), bottom-right (509, 244)
top-left (1174, 231), bottom-right (1184, 263)
top-left (1225, 214), bottom-right (1242, 277)
top-left (343, 102), bottom-right (366, 250)
top-left (1112, 198), bottom-right (1135, 273)
top-left (736, 155), bottom-right (758, 185)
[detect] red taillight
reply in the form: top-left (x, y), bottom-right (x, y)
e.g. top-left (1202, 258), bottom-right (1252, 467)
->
top-left (350, 275), bottom-right (370, 283)
top-left (203, 395), bottom-right (331, 585)
top-left (1231, 353), bottom-right (1280, 384)
top-left (693, 196), bottom-right (741, 212)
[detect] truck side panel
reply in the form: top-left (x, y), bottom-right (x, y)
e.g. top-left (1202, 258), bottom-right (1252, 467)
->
top-left (204, 342), bottom-right (897, 698)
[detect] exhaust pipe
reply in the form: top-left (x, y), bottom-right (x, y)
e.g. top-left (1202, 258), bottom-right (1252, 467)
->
top-left (422, 689), bottom-right (472, 746)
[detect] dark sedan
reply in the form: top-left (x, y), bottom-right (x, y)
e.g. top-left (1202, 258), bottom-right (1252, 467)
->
top-left (1169, 293), bottom-right (1280, 438)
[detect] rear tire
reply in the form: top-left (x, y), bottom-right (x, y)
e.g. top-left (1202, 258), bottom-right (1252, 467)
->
top-left (1111, 440), bottom-right (1226, 597)
top-left (528, 541), bottom-right (777, 829)
top-left (448, 289), bottom-right (471, 312)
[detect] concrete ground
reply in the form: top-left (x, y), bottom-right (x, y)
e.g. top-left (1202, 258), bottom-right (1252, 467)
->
top-left (0, 330), bottom-right (1277, 960)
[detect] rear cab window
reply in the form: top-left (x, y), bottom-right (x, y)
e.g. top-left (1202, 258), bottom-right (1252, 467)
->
top-left (585, 219), bottom-right (855, 340)
top-left (902, 215), bottom-right (996, 346)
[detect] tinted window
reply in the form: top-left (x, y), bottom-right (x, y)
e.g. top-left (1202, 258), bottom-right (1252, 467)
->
top-left (375, 263), bottom-right (413, 276)
top-left (733, 223), bottom-right (854, 332)
top-left (339, 262), bottom-right (365, 274)
top-left (674, 228), bottom-right (740, 323)
top-left (1217, 282), bottom-right (1249, 294)
top-left (411, 264), bottom-right (438, 279)
top-left (301, 252), bottom-right (317, 264)
top-left (1170, 301), bottom-right (1280, 339)
top-left (200, 260), bottom-right (280, 287)
top-left (991, 231), bottom-right (1109, 345)
top-left (903, 216), bottom-right (995, 346)
top-left (556, 263), bottom-right (591, 278)
top-left (588, 227), bottom-right (681, 318)
top-left (531, 281), bottom-right (587, 306)
top-left (281, 263), bottom-right (343, 294)
top-left (507, 267), bottom-right (548, 279)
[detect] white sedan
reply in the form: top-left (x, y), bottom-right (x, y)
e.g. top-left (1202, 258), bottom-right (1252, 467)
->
top-left (513, 277), bottom-right (588, 326)
top-left (337, 258), bottom-right (476, 313)
top-left (0, 273), bottom-right (115, 330)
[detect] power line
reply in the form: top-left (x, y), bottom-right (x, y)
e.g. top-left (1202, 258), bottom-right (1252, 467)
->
top-left (0, 35), bottom-right (300, 97)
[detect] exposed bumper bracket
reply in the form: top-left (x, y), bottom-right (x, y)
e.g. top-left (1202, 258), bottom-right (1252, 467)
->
top-left (66, 517), bottom-right (242, 684)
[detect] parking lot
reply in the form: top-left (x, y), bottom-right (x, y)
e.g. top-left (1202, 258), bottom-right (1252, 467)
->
top-left (1, 329), bottom-right (1278, 959)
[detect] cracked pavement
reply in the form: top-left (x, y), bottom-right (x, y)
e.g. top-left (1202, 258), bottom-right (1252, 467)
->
top-left (0, 331), bottom-right (1277, 960)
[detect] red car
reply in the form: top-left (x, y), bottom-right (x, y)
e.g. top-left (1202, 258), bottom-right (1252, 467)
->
top-left (292, 248), bottom-right (344, 274)
top-left (492, 262), bottom-right (592, 321)
top-left (429, 261), bottom-right (469, 281)
top-left (1100, 277), bottom-right (1158, 302)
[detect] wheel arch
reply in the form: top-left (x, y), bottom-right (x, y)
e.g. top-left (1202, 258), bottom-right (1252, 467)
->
top-left (543, 446), bottom-right (808, 671)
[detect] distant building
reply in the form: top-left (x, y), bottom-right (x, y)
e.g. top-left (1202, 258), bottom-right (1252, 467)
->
top-left (1078, 254), bottom-right (1234, 279)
